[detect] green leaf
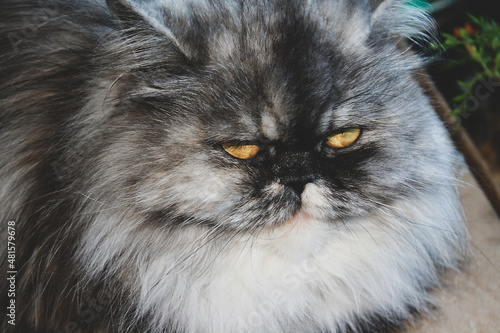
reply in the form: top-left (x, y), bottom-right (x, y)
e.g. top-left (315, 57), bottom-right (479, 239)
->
top-left (457, 80), bottom-right (470, 89)
top-left (495, 52), bottom-right (500, 76)
top-left (438, 14), bottom-right (500, 125)
top-left (467, 14), bottom-right (482, 26)
top-left (441, 33), bottom-right (461, 48)
top-left (452, 94), bottom-right (465, 102)
top-left (459, 28), bottom-right (471, 41)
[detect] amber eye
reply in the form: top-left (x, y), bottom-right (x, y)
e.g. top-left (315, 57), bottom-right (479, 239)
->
top-left (325, 128), bottom-right (361, 149)
top-left (221, 142), bottom-right (260, 159)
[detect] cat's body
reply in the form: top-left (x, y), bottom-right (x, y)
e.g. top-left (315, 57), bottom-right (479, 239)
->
top-left (0, 0), bottom-right (467, 332)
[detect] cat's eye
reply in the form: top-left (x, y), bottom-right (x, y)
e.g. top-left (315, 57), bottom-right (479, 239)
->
top-left (221, 142), bottom-right (260, 159)
top-left (325, 128), bottom-right (361, 149)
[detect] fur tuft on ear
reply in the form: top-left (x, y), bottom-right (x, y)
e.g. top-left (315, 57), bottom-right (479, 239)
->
top-left (370, 0), bottom-right (436, 45)
top-left (106, 0), bottom-right (145, 29)
top-left (106, 0), bottom-right (183, 52)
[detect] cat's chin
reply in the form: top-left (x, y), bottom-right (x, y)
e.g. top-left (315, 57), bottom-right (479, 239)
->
top-left (128, 191), bottom-right (465, 333)
top-left (259, 209), bottom-right (338, 260)
top-left (271, 209), bottom-right (314, 229)
top-left (282, 209), bottom-right (314, 226)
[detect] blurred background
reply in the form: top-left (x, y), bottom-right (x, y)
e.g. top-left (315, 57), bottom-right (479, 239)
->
top-left (427, 0), bottom-right (500, 188)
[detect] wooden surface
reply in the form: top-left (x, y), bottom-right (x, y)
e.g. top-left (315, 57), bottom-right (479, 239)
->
top-left (417, 72), bottom-right (500, 220)
top-left (410, 171), bottom-right (500, 332)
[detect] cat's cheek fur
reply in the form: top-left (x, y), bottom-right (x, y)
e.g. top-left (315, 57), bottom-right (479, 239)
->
top-left (134, 163), bottom-right (241, 215)
top-left (75, 181), bottom-right (464, 333)
top-left (1, 0), bottom-right (468, 332)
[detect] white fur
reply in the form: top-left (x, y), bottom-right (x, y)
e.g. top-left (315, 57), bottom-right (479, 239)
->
top-left (76, 177), bottom-right (466, 333)
top-left (260, 112), bottom-right (280, 141)
top-left (371, 0), bottom-right (437, 44)
top-left (0, 1), bottom-right (465, 332)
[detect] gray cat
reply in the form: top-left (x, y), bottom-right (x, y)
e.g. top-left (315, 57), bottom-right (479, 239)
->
top-left (0, 0), bottom-right (467, 332)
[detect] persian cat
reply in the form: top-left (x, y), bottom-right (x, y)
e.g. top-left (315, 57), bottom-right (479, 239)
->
top-left (0, 0), bottom-right (467, 332)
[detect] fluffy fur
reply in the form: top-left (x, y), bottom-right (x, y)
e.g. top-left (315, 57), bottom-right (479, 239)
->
top-left (0, 0), bottom-right (467, 332)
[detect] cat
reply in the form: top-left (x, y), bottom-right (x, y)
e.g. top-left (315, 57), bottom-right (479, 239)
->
top-left (0, 0), bottom-right (468, 332)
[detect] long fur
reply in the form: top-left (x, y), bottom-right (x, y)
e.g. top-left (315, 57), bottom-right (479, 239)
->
top-left (1, 1), bottom-right (467, 332)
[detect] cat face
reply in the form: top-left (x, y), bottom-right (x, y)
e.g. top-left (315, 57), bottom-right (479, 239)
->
top-left (0, 0), bottom-right (467, 331)
top-left (86, 0), bottom-right (452, 232)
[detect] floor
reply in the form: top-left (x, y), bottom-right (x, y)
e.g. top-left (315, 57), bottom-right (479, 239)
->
top-left (409, 171), bottom-right (500, 332)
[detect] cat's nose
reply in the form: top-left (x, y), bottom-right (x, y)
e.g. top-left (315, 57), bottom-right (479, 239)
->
top-left (273, 151), bottom-right (317, 195)
top-left (285, 175), bottom-right (316, 195)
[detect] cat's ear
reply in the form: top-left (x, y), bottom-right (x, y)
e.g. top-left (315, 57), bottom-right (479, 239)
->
top-left (106, 0), bottom-right (147, 30)
top-left (106, 0), bottom-right (185, 55)
top-left (106, 0), bottom-right (176, 35)
top-left (369, 0), bottom-right (436, 44)
top-left (369, 0), bottom-right (386, 13)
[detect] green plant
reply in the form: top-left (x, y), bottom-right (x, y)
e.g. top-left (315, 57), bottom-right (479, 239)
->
top-left (439, 15), bottom-right (500, 121)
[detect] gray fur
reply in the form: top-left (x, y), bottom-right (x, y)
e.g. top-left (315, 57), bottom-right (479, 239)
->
top-left (0, 1), bottom-right (467, 332)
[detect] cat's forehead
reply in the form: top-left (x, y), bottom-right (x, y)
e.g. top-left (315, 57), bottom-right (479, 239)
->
top-left (136, 0), bottom-right (372, 58)
top-left (135, 0), bottom-right (400, 142)
top-left (203, 77), bottom-right (342, 146)
top-left (203, 83), bottom-right (295, 143)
